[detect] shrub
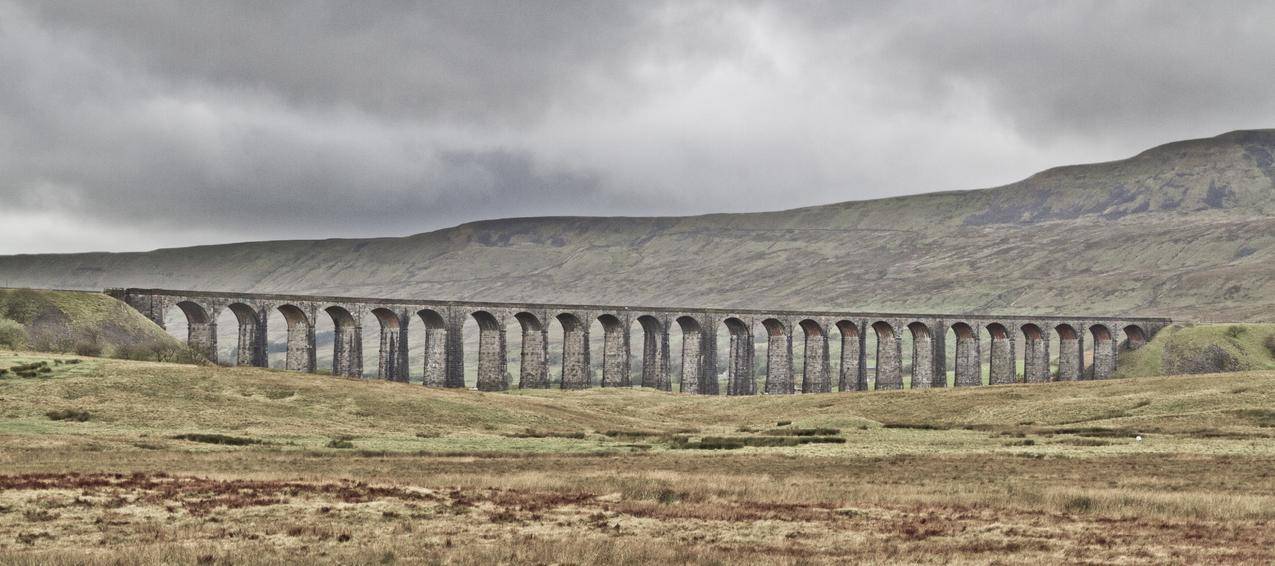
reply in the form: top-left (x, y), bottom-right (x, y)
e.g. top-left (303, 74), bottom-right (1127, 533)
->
top-left (171, 433), bottom-right (263, 446)
top-left (46, 409), bottom-right (90, 422)
top-left (505, 429), bottom-right (586, 439)
top-left (669, 436), bottom-right (846, 450)
top-left (74, 338), bottom-right (103, 358)
top-left (326, 437), bottom-right (355, 449)
top-left (0, 318), bottom-right (27, 350)
top-left (1225, 325), bottom-right (1247, 339)
top-left (1, 289), bottom-right (43, 324)
top-left (882, 422), bottom-right (948, 430)
top-left (1264, 335), bottom-right (1275, 357)
top-left (1063, 495), bottom-right (1094, 514)
top-left (113, 341), bottom-right (206, 364)
top-left (763, 427), bottom-right (841, 436)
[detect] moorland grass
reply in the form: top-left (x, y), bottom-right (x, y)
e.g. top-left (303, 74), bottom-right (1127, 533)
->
top-left (0, 351), bottom-right (1273, 563)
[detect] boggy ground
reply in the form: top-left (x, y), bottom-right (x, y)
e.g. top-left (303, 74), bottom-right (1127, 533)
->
top-left (1, 352), bottom-right (1273, 564)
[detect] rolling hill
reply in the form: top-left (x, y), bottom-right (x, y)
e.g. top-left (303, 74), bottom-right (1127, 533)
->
top-left (2, 129), bottom-right (1274, 321)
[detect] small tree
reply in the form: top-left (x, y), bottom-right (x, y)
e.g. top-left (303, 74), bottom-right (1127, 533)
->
top-left (1, 289), bottom-right (43, 324)
top-left (0, 318), bottom-right (28, 350)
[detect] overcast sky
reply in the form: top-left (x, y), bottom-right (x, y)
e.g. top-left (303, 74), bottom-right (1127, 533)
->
top-left (2, 1), bottom-right (1273, 254)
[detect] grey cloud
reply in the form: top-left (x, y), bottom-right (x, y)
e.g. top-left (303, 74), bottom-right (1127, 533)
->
top-left (845, 1), bottom-right (1275, 143)
top-left (1, 0), bottom-right (1274, 254)
top-left (24, 1), bottom-right (660, 124)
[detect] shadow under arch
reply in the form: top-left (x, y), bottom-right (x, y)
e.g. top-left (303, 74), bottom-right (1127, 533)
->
top-left (1021, 323), bottom-right (1049, 383)
top-left (722, 317), bottom-right (754, 395)
top-left (798, 319), bottom-right (830, 393)
top-left (557, 313), bottom-right (590, 389)
top-left (907, 321), bottom-right (936, 389)
top-left (1089, 324), bottom-right (1115, 379)
top-left (636, 315), bottom-right (670, 390)
top-left (676, 315), bottom-right (709, 394)
top-left (597, 314), bottom-right (628, 387)
top-left (277, 304), bottom-right (314, 372)
top-left (871, 321), bottom-right (901, 390)
top-left (950, 322), bottom-right (979, 387)
top-left (370, 308), bottom-right (407, 381)
top-left (1054, 323), bottom-right (1081, 381)
top-left (761, 318), bottom-right (792, 394)
top-left (323, 306), bottom-right (360, 378)
top-left (416, 308), bottom-right (448, 387)
top-left (170, 300), bottom-right (216, 361)
top-left (985, 322), bottom-right (1014, 385)
top-left (471, 310), bottom-right (507, 391)
top-left (514, 312), bottom-right (548, 388)
top-left (225, 302), bottom-right (265, 367)
top-left (836, 321), bottom-right (863, 391)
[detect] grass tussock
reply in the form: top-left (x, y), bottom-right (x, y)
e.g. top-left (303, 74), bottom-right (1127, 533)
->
top-left (170, 433), bottom-right (264, 446)
top-left (504, 429), bottom-right (587, 439)
top-left (668, 436), bottom-right (846, 450)
top-left (44, 409), bottom-right (90, 422)
top-left (761, 427), bottom-right (841, 436)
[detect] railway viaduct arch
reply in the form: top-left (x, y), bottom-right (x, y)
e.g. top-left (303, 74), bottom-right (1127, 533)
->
top-left (109, 288), bottom-right (1170, 394)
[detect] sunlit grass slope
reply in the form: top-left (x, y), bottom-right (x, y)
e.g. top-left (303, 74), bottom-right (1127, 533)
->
top-left (1115, 323), bottom-right (1275, 378)
top-left (2, 351), bottom-right (1272, 457)
top-left (0, 288), bottom-right (183, 356)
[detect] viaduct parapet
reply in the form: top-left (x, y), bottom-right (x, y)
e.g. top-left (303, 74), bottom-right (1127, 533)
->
top-left (107, 288), bottom-right (1171, 394)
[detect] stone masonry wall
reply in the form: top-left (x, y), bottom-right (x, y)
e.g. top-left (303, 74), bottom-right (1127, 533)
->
top-left (110, 289), bottom-right (1169, 397)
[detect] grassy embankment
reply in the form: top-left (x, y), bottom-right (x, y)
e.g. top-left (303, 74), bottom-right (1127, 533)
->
top-left (1, 351), bottom-right (1273, 564)
top-left (0, 288), bottom-right (198, 363)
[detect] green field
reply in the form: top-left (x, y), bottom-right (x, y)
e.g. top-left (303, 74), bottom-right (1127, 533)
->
top-left (1, 351), bottom-right (1272, 564)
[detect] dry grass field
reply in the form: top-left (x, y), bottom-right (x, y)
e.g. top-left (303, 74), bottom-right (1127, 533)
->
top-left (1, 351), bottom-right (1273, 564)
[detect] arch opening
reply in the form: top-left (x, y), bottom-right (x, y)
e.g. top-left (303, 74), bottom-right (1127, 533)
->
top-left (323, 306), bottom-right (361, 378)
top-left (799, 319), bottom-right (830, 393)
top-left (417, 309), bottom-right (448, 387)
top-left (986, 322), bottom-right (1014, 385)
top-left (1123, 325), bottom-right (1147, 350)
top-left (836, 321), bottom-right (863, 391)
top-left (277, 304), bottom-right (314, 373)
top-left (722, 317), bottom-right (754, 395)
top-left (515, 312), bottom-right (548, 388)
top-left (907, 322), bottom-right (935, 389)
top-left (368, 308), bottom-right (406, 381)
top-left (1089, 324), bottom-right (1115, 380)
top-left (1054, 323), bottom-right (1081, 381)
top-left (597, 314), bottom-right (628, 387)
top-left (225, 303), bottom-right (264, 367)
top-left (636, 315), bottom-right (668, 390)
top-left (173, 301), bottom-right (216, 361)
top-left (1021, 323), bottom-right (1049, 383)
top-left (761, 318), bottom-right (793, 394)
top-left (950, 322), bottom-right (979, 387)
top-left (676, 316), bottom-right (707, 394)
top-left (871, 321), bottom-right (901, 390)
top-left (556, 313), bottom-right (590, 389)
top-left (471, 310), bottom-right (507, 391)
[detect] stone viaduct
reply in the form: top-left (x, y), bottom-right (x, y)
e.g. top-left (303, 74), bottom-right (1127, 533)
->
top-left (107, 288), bottom-right (1171, 394)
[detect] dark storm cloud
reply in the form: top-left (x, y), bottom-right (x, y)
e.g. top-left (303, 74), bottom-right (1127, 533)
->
top-left (1, 1), bottom-right (1273, 253)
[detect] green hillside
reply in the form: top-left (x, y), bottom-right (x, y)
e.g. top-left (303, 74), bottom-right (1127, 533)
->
top-left (0, 288), bottom-right (192, 360)
top-left (1115, 323), bottom-right (1275, 378)
top-left (1, 350), bottom-right (1272, 454)
top-left (2, 130), bottom-right (1274, 321)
